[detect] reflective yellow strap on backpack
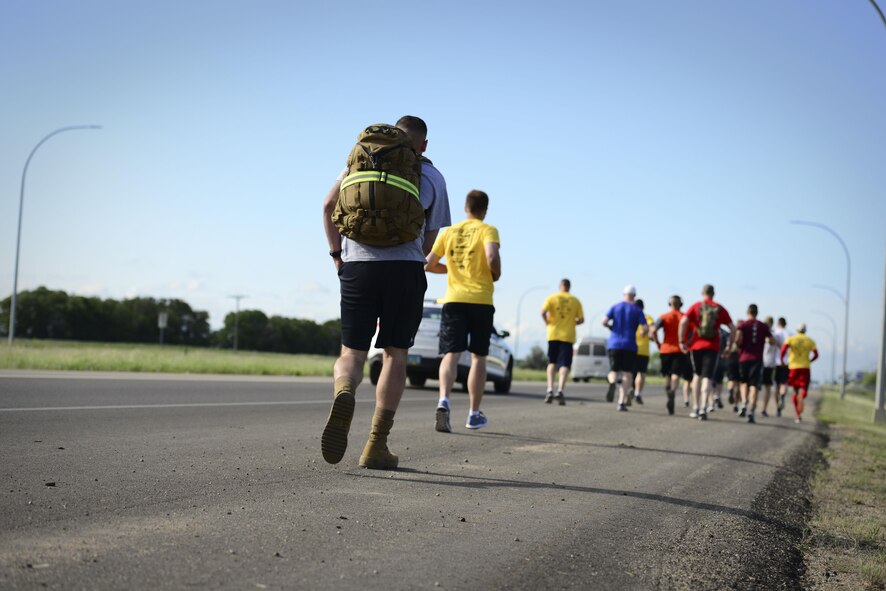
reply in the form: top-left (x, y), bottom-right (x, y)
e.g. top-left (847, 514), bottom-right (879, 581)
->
top-left (340, 171), bottom-right (420, 200)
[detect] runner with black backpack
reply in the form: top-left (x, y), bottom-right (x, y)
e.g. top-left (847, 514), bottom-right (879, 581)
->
top-left (679, 284), bottom-right (736, 421)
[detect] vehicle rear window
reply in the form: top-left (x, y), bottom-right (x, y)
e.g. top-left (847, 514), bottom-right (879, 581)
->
top-left (593, 344), bottom-right (606, 356)
top-left (577, 344), bottom-right (590, 355)
top-left (423, 308), bottom-right (443, 320)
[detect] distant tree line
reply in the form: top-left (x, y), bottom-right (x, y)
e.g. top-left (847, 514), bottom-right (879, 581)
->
top-left (0, 287), bottom-right (341, 355)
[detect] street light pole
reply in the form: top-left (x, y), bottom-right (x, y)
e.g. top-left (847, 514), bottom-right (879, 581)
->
top-left (791, 220), bottom-right (851, 399)
top-left (810, 309), bottom-right (839, 384)
top-left (514, 285), bottom-right (547, 361)
top-left (874, 247), bottom-right (886, 423)
top-left (8, 125), bottom-right (102, 344)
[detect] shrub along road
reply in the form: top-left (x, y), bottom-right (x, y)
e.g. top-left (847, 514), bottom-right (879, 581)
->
top-left (0, 372), bottom-right (821, 590)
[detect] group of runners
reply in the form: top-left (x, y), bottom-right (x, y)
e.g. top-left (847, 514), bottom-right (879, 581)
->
top-left (319, 115), bottom-right (818, 471)
top-left (545, 282), bottom-right (820, 425)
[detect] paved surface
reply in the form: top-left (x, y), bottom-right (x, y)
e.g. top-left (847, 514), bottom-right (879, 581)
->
top-left (0, 371), bottom-right (819, 590)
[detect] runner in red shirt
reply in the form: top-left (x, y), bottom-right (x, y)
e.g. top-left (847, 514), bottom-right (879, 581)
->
top-left (652, 295), bottom-right (690, 416)
top-left (679, 284), bottom-right (736, 421)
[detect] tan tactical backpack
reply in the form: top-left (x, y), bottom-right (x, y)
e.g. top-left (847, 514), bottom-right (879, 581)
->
top-left (332, 124), bottom-right (424, 246)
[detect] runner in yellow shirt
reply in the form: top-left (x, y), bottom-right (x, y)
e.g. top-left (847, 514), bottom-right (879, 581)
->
top-left (426, 190), bottom-right (501, 432)
top-left (630, 300), bottom-right (655, 405)
top-left (541, 279), bottom-right (584, 405)
top-left (779, 323), bottom-right (818, 423)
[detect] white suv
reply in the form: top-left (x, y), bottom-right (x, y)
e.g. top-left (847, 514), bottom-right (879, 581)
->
top-left (368, 300), bottom-right (514, 393)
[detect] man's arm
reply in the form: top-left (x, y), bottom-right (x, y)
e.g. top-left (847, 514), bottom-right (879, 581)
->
top-left (780, 342), bottom-right (790, 365)
top-left (322, 180), bottom-right (343, 270)
top-left (638, 315), bottom-right (649, 337)
top-left (601, 315), bottom-right (611, 330)
top-left (422, 229), bottom-right (439, 257)
top-left (810, 349), bottom-right (819, 363)
top-left (425, 251), bottom-right (447, 274)
top-left (651, 318), bottom-right (662, 348)
top-left (485, 242), bottom-right (501, 282)
top-left (723, 323), bottom-right (737, 357)
top-left (678, 316), bottom-right (689, 354)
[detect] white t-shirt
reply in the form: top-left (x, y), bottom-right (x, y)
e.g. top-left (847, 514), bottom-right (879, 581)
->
top-left (766, 327), bottom-right (791, 367)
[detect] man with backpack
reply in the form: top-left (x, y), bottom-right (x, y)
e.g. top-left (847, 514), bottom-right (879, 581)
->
top-left (425, 190), bottom-right (501, 432)
top-left (320, 116), bottom-right (450, 469)
top-left (679, 284), bottom-right (736, 421)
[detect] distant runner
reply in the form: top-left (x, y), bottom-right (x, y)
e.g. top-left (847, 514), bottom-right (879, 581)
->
top-left (652, 295), bottom-right (688, 415)
top-left (780, 323), bottom-right (818, 423)
top-left (541, 279), bottom-right (585, 405)
top-left (735, 304), bottom-right (773, 424)
top-left (773, 317), bottom-right (791, 417)
top-left (759, 316), bottom-right (780, 417)
top-left (630, 299), bottom-right (654, 406)
top-left (603, 285), bottom-right (648, 412)
top-left (679, 284), bottom-right (735, 421)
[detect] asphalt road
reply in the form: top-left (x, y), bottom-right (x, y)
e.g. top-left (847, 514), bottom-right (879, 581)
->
top-left (0, 371), bottom-right (819, 590)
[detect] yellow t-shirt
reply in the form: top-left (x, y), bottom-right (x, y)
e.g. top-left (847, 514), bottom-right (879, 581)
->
top-left (432, 219), bottom-right (500, 306)
top-left (785, 333), bottom-right (817, 369)
top-left (636, 313), bottom-right (654, 356)
top-left (542, 292), bottom-right (584, 344)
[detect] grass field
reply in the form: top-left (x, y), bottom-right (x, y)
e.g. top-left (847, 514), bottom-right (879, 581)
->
top-left (0, 339), bottom-right (337, 376)
top-left (805, 387), bottom-right (886, 589)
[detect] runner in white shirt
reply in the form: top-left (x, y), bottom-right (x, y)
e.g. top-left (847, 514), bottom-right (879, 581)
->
top-left (759, 316), bottom-right (780, 417)
top-left (771, 317), bottom-right (791, 417)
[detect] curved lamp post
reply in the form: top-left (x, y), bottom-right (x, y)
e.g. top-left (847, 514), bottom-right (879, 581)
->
top-left (791, 220), bottom-right (850, 399)
top-left (9, 125), bottom-right (102, 344)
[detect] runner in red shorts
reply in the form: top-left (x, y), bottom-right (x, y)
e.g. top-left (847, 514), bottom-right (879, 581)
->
top-left (780, 323), bottom-right (819, 423)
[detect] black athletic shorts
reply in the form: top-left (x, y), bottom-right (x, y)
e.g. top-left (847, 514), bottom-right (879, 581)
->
top-left (681, 355), bottom-right (694, 381)
top-left (691, 349), bottom-right (719, 380)
top-left (339, 261), bottom-right (427, 351)
top-left (775, 365), bottom-right (789, 385)
top-left (439, 302), bottom-right (495, 357)
top-left (739, 360), bottom-right (763, 385)
top-left (726, 353), bottom-right (740, 382)
top-left (660, 353), bottom-right (683, 377)
top-left (761, 367), bottom-right (775, 386)
top-left (547, 341), bottom-right (574, 369)
top-left (608, 349), bottom-right (636, 373)
top-left (634, 354), bottom-right (650, 375)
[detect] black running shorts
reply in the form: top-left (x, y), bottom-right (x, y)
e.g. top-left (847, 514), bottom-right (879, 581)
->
top-left (633, 354), bottom-right (650, 375)
top-left (339, 261), bottom-right (427, 351)
top-left (726, 353), bottom-right (740, 382)
top-left (739, 360), bottom-right (763, 385)
top-left (761, 366), bottom-right (775, 386)
top-left (691, 349), bottom-right (719, 379)
top-left (775, 365), bottom-right (789, 385)
top-left (439, 302), bottom-right (495, 357)
top-left (660, 353), bottom-right (683, 377)
top-left (547, 340), bottom-right (574, 369)
top-left (608, 349), bottom-right (637, 373)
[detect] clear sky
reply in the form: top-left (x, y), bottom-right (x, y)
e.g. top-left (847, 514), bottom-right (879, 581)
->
top-left (2, 1), bottom-right (885, 375)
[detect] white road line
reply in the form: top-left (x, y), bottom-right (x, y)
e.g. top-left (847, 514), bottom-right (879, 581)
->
top-left (0, 399), bottom-right (379, 412)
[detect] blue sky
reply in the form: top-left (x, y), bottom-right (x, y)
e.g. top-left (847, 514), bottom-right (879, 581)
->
top-left (1, 1), bottom-right (884, 374)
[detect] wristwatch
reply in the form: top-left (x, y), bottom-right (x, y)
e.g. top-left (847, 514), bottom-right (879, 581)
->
top-left (329, 250), bottom-right (342, 259)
